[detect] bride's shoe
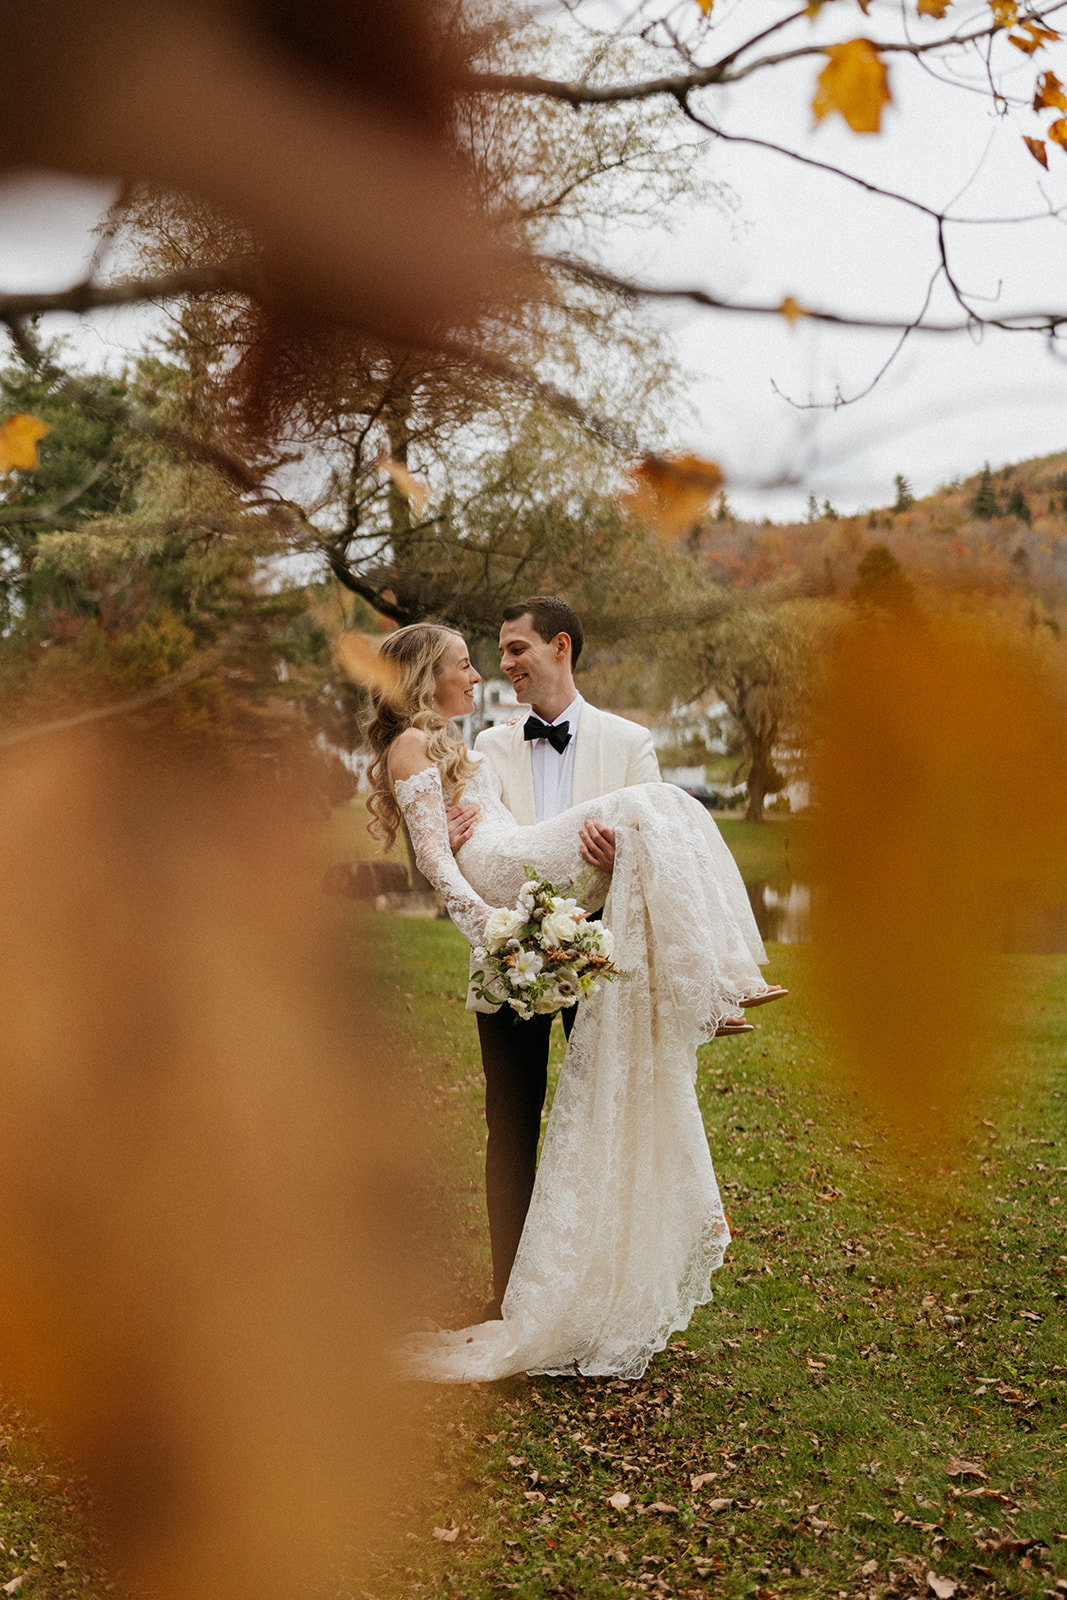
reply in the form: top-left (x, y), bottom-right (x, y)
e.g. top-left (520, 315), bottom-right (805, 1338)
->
top-left (715, 1016), bottom-right (754, 1036)
top-left (739, 986), bottom-right (788, 1008)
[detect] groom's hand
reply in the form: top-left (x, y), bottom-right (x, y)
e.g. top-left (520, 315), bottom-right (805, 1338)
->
top-left (445, 802), bottom-right (481, 852)
top-left (579, 820), bottom-right (616, 872)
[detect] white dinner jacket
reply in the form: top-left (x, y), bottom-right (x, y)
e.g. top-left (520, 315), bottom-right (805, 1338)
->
top-left (466, 702), bottom-right (661, 1010)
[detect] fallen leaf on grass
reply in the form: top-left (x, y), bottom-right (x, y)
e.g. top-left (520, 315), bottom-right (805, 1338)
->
top-left (690, 1472), bottom-right (716, 1490)
top-left (432, 1525), bottom-right (459, 1543)
top-left (2, 1576), bottom-right (26, 1596)
top-left (607, 1491), bottom-right (631, 1510)
top-left (707, 1497), bottom-right (734, 1512)
top-left (946, 1458), bottom-right (986, 1479)
top-left (640, 1501), bottom-right (679, 1515)
top-left (927, 1574), bottom-right (957, 1599)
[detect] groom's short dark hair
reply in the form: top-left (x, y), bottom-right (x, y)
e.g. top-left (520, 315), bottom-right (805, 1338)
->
top-left (502, 597), bottom-right (584, 668)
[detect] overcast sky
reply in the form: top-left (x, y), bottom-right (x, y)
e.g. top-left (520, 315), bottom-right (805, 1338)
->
top-left (2, 0), bottom-right (1066, 522)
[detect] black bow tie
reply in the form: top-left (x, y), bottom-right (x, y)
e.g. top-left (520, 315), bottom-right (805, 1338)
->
top-left (523, 716), bottom-right (571, 754)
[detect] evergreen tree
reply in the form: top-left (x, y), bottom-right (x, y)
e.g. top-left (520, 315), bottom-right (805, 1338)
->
top-left (1005, 485), bottom-right (1031, 524)
top-left (970, 464), bottom-right (999, 520)
top-left (893, 474), bottom-right (915, 513)
top-left (851, 543), bottom-right (917, 617)
top-left (806, 493), bottom-right (819, 524)
top-left (822, 499), bottom-right (838, 521)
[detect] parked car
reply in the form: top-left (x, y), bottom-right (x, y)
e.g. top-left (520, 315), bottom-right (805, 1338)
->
top-left (669, 781), bottom-right (743, 811)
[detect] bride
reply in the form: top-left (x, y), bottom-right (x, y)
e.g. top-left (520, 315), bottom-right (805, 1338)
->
top-left (366, 623), bottom-right (780, 1382)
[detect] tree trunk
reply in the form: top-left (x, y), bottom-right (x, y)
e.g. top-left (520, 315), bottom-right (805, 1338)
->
top-left (744, 734), bottom-right (774, 823)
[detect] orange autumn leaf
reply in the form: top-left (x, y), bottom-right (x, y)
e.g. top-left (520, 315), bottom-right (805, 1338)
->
top-left (1033, 69), bottom-right (1067, 109)
top-left (619, 453), bottom-right (724, 541)
top-left (0, 413), bottom-right (50, 474)
top-left (1047, 115), bottom-right (1067, 146)
top-left (990, 0), bottom-right (1018, 25)
top-left (336, 632), bottom-right (403, 704)
top-left (917, 0), bottom-right (951, 16)
top-left (1024, 134), bottom-right (1049, 165)
top-left (812, 39), bottom-right (891, 134)
top-left (1009, 30), bottom-right (1043, 51)
top-left (694, 0), bottom-right (713, 13)
top-left (855, 0), bottom-right (872, 14)
top-left (1023, 18), bottom-right (1060, 42)
top-left (780, 295), bottom-right (809, 324)
top-left (812, 619), bottom-right (1067, 1148)
top-left (378, 455), bottom-right (429, 515)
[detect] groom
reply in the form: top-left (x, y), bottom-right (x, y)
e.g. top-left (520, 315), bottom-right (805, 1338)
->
top-left (447, 596), bottom-right (661, 1317)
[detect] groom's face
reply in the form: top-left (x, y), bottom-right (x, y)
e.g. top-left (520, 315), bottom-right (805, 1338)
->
top-left (498, 615), bottom-right (570, 711)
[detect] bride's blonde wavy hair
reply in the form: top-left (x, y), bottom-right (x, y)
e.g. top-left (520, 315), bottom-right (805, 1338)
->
top-left (365, 624), bottom-right (480, 851)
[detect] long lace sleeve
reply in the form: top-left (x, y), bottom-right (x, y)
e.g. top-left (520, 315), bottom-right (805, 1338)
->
top-left (393, 766), bottom-right (492, 947)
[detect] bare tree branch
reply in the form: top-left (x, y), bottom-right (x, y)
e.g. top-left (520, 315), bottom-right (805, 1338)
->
top-left (0, 259), bottom-right (260, 323)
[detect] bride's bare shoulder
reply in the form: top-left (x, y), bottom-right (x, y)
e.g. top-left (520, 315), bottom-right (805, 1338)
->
top-left (387, 728), bottom-right (435, 784)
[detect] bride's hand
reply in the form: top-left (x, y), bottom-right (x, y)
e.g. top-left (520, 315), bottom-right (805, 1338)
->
top-left (446, 802), bottom-right (481, 852)
top-left (579, 820), bottom-right (615, 873)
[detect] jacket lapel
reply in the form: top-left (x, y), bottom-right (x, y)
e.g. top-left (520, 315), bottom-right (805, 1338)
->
top-left (571, 703), bottom-right (602, 807)
top-left (507, 720), bottom-right (537, 826)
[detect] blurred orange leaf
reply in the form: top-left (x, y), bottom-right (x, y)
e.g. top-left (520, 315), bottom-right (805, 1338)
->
top-left (378, 455), bottom-right (429, 515)
top-left (813, 40), bottom-right (891, 133)
top-left (1024, 134), bottom-right (1049, 165)
top-left (337, 632), bottom-right (402, 702)
top-left (1033, 68), bottom-right (1067, 109)
top-left (780, 295), bottom-right (809, 324)
top-left (812, 618), bottom-right (1067, 1146)
top-left (990, 0), bottom-right (1018, 25)
top-left (917, 0), bottom-right (951, 15)
top-left (695, 0), bottom-right (714, 13)
top-left (1048, 115), bottom-right (1067, 146)
top-left (619, 453), bottom-right (724, 541)
top-left (0, 413), bottom-right (50, 473)
top-left (1009, 30), bottom-right (1042, 51)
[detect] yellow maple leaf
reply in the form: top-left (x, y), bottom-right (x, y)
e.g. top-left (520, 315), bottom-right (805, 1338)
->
top-left (1009, 29), bottom-right (1042, 51)
top-left (619, 453), bottom-right (724, 542)
top-left (1047, 115), bottom-right (1067, 146)
top-left (780, 295), bottom-right (809, 324)
top-left (378, 455), bottom-right (429, 515)
top-left (336, 632), bottom-right (402, 704)
top-left (1034, 68), bottom-right (1067, 109)
top-left (917, 0), bottom-right (951, 16)
top-left (0, 413), bottom-right (50, 474)
top-left (990, 0), bottom-right (1018, 25)
top-left (812, 39), bottom-right (891, 134)
top-left (694, 0), bottom-right (713, 13)
top-left (1024, 133), bottom-right (1050, 165)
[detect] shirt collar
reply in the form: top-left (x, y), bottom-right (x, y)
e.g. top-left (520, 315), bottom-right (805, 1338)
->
top-left (546, 692), bottom-right (582, 730)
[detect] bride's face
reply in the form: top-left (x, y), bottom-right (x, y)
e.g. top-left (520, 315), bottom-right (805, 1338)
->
top-left (433, 634), bottom-right (481, 719)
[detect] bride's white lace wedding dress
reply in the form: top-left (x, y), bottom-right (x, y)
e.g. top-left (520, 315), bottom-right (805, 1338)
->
top-left (393, 756), bottom-right (769, 1383)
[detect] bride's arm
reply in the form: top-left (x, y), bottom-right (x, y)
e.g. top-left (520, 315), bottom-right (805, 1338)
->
top-left (388, 735), bottom-right (493, 947)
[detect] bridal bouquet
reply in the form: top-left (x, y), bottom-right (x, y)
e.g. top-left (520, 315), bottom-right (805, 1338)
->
top-left (471, 871), bottom-right (620, 1020)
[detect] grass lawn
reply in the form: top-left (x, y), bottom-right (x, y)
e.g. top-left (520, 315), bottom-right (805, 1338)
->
top-left (351, 907), bottom-right (1066, 1600)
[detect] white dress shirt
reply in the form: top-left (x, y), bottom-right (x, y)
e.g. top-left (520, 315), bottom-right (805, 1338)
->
top-left (530, 693), bottom-right (583, 823)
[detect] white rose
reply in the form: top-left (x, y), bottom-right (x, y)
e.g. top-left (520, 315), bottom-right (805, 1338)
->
top-left (484, 906), bottom-right (527, 953)
top-left (517, 880), bottom-right (538, 909)
top-left (508, 949), bottom-right (544, 987)
top-left (541, 909), bottom-right (580, 947)
top-left (592, 924), bottom-right (614, 959)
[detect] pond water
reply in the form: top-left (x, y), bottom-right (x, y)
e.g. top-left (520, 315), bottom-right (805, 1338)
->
top-left (744, 881), bottom-right (1067, 953)
top-left (745, 881), bottom-right (811, 945)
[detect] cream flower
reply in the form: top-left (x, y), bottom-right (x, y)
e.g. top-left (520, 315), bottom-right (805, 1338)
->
top-left (484, 905), bottom-right (527, 953)
top-left (541, 908), bottom-right (580, 946)
top-left (508, 948), bottom-right (544, 987)
top-left (549, 894), bottom-right (586, 918)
